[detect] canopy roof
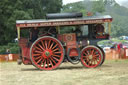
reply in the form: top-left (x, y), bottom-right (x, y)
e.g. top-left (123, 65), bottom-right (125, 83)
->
top-left (16, 15), bottom-right (112, 29)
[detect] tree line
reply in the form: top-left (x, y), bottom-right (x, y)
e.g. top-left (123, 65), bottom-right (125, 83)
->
top-left (0, 0), bottom-right (62, 45)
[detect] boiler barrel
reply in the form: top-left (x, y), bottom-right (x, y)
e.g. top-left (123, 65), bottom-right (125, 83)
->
top-left (46, 13), bottom-right (83, 19)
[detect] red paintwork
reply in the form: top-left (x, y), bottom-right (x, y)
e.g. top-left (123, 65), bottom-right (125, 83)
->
top-left (69, 48), bottom-right (79, 57)
top-left (57, 33), bottom-right (76, 43)
top-left (21, 47), bottom-right (31, 65)
top-left (57, 34), bottom-right (63, 42)
top-left (19, 38), bottom-right (28, 47)
top-left (96, 34), bottom-right (109, 39)
top-left (57, 33), bottom-right (79, 57)
top-left (19, 38), bottom-right (32, 64)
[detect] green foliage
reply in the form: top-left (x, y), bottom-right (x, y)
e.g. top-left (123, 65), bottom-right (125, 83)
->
top-left (60, 26), bottom-right (75, 34)
top-left (0, 0), bottom-right (62, 45)
top-left (92, 0), bottom-right (105, 13)
top-left (62, 0), bottom-right (128, 38)
top-left (105, 3), bottom-right (128, 37)
top-left (62, 2), bottom-right (86, 14)
top-left (0, 43), bottom-right (19, 54)
top-left (62, 0), bottom-right (105, 15)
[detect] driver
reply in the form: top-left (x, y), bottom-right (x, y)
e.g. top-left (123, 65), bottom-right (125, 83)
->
top-left (95, 24), bottom-right (105, 36)
top-left (30, 27), bottom-right (39, 42)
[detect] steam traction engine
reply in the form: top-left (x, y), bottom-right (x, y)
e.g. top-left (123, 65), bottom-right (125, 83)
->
top-left (16, 13), bottom-right (112, 70)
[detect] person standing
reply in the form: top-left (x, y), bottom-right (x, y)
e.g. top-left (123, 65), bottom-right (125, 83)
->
top-left (117, 43), bottom-right (123, 59)
top-left (5, 49), bottom-right (10, 61)
top-left (111, 43), bottom-right (118, 60)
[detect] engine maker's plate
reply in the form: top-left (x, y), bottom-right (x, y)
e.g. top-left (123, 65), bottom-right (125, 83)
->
top-left (63, 33), bottom-right (76, 42)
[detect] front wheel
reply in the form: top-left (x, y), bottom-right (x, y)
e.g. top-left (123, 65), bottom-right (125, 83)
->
top-left (30, 36), bottom-right (64, 70)
top-left (96, 46), bottom-right (105, 66)
top-left (81, 45), bottom-right (103, 68)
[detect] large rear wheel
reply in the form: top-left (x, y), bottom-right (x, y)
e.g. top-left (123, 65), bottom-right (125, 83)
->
top-left (30, 36), bottom-right (64, 70)
top-left (81, 45), bottom-right (103, 68)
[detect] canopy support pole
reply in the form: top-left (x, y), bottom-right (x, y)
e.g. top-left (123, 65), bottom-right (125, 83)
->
top-left (17, 27), bottom-right (20, 39)
top-left (56, 26), bottom-right (60, 34)
top-left (108, 22), bottom-right (111, 34)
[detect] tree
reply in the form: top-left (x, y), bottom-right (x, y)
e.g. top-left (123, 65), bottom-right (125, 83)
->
top-left (92, 0), bottom-right (105, 14)
top-left (0, 0), bottom-right (62, 45)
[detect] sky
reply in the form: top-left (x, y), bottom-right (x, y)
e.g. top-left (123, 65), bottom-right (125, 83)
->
top-left (63, 0), bottom-right (127, 5)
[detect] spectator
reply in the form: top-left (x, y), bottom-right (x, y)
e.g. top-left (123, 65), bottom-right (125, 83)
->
top-left (117, 43), bottom-right (123, 59)
top-left (111, 43), bottom-right (119, 60)
top-left (5, 49), bottom-right (10, 61)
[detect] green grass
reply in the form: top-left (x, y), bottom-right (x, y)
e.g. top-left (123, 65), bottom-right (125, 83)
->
top-left (0, 60), bottom-right (128, 85)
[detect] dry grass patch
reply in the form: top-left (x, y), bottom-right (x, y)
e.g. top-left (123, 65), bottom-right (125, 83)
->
top-left (0, 60), bottom-right (128, 85)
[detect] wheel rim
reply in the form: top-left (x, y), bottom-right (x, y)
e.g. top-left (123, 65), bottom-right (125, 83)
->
top-left (30, 36), bottom-right (64, 70)
top-left (97, 46), bottom-right (105, 66)
top-left (81, 46), bottom-right (102, 68)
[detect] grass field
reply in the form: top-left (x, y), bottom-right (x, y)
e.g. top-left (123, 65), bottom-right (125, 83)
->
top-left (0, 60), bottom-right (128, 85)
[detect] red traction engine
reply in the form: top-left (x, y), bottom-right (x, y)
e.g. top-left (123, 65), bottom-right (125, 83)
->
top-left (16, 13), bottom-right (112, 70)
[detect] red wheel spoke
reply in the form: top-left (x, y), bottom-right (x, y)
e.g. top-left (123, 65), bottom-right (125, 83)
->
top-left (54, 51), bottom-right (61, 54)
top-left (82, 57), bottom-right (86, 61)
top-left (93, 51), bottom-right (97, 55)
top-left (41, 40), bottom-right (46, 49)
top-left (95, 60), bottom-right (98, 64)
top-left (49, 57), bottom-right (57, 65)
top-left (93, 54), bottom-right (100, 57)
top-left (84, 52), bottom-right (88, 56)
top-left (87, 51), bottom-right (90, 55)
top-left (38, 43), bottom-right (45, 51)
top-left (83, 56), bottom-right (87, 59)
top-left (43, 60), bottom-right (46, 68)
top-left (90, 60), bottom-right (93, 65)
top-left (33, 54), bottom-right (41, 56)
top-left (45, 40), bottom-right (48, 49)
top-left (85, 58), bottom-right (89, 61)
top-left (95, 59), bottom-right (99, 64)
top-left (37, 58), bottom-right (42, 64)
top-left (94, 57), bottom-right (99, 62)
top-left (35, 46), bottom-right (43, 51)
top-left (34, 56), bottom-right (41, 60)
top-left (35, 50), bottom-right (42, 54)
top-left (91, 49), bottom-right (94, 55)
top-left (47, 58), bottom-right (50, 68)
top-left (40, 58), bottom-right (45, 65)
top-left (86, 56), bottom-right (89, 60)
top-left (48, 40), bottom-right (51, 49)
top-left (52, 56), bottom-right (59, 61)
top-left (52, 44), bottom-right (58, 50)
top-left (49, 42), bottom-right (54, 49)
top-left (49, 59), bottom-right (53, 67)
top-left (88, 60), bottom-right (92, 66)
top-left (53, 48), bottom-right (59, 52)
top-left (53, 54), bottom-right (61, 58)
top-left (86, 60), bottom-right (89, 64)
